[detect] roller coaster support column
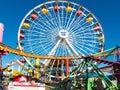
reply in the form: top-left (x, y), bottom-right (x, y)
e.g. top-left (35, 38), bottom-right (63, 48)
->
top-left (35, 58), bottom-right (40, 79)
top-left (85, 59), bottom-right (91, 90)
top-left (113, 46), bottom-right (120, 88)
top-left (0, 23), bottom-right (8, 88)
top-left (116, 46), bottom-right (120, 61)
top-left (66, 59), bottom-right (69, 77)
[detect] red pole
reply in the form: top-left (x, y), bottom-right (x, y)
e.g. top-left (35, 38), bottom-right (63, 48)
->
top-left (66, 59), bottom-right (69, 77)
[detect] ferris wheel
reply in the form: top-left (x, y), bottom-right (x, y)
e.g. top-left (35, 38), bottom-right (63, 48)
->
top-left (18, 0), bottom-right (104, 78)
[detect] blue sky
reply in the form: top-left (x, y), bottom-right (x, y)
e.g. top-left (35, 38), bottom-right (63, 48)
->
top-left (0, 0), bottom-right (120, 66)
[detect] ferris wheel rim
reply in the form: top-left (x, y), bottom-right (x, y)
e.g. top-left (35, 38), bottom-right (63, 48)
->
top-left (18, 0), bottom-right (104, 55)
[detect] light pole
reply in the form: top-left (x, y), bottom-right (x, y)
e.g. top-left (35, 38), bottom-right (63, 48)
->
top-left (0, 23), bottom-right (8, 88)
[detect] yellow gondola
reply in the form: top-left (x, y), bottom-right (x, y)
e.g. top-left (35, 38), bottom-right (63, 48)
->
top-left (86, 17), bottom-right (93, 23)
top-left (66, 6), bottom-right (72, 13)
top-left (98, 37), bottom-right (104, 42)
top-left (22, 23), bottom-right (30, 29)
top-left (41, 8), bottom-right (49, 14)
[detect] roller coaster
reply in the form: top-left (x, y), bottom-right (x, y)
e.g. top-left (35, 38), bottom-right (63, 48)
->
top-left (1, 42), bottom-right (120, 90)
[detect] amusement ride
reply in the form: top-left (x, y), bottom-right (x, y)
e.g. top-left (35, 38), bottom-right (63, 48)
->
top-left (0, 0), bottom-right (120, 90)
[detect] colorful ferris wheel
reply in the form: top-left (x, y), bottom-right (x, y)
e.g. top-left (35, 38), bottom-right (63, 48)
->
top-left (17, 0), bottom-right (105, 81)
top-left (18, 0), bottom-right (104, 58)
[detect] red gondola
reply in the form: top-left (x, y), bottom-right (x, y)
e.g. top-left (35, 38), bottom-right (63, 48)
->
top-left (54, 5), bottom-right (60, 12)
top-left (20, 34), bottom-right (25, 39)
top-left (31, 14), bottom-right (38, 20)
top-left (76, 10), bottom-right (82, 16)
top-left (94, 26), bottom-right (101, 31)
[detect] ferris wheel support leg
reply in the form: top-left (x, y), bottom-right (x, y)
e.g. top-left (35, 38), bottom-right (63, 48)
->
top-left (85, 59), bottom-right (90, 90)
top-left (66, 59), bottom-right (69, 77)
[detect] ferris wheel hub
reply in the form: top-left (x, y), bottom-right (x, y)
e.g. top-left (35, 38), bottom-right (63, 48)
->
top-left (59, 30), bottom-right (68, 39)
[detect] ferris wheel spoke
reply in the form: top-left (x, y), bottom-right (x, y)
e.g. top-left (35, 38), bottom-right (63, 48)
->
top-left (66, 5), bottom-right (75, 29)
top-left (31, 41), bottom-right (55, 54)
top-left (73, 26), bottom-right (93, 35)
top-left (79, 22), bottom-right (94, 30)
top-left (24, 33), bottom-right (46, 37)
top-left (54, 46), bottom-right (61, 56)
top-left (69, 18), bottom-right (88, 33)
top-left (74, 41), bottom-right (96, 54)
top-left (22, 37), bottom-right (50, 42)
top-left (47, 10), bottom-right (59, 30)
top-left (71, 23), bottom-right (93, 35)
top-left (43, 43), bottom-right (56, 54)
top-left (67, 12), bottom-right (78, 30)
top-left (65, 45), bottom-right (79, 64)
top-left (44, 11), bottom-right (57, 30)
top-left (64, 45), bottom-right (69, 56)
top-left (76, 42), bottom-right (98, 52)
top-left (37, 12), bottom-right (56, 30)
top-left (76, 32), bottom-right (101, 39)
top-left (77, 36), bottom-right (98, 39)
top-left (48, 39), bottom-right (61, 55)
top-left (72, 23), bottom-right (95, 35)
top-left (43, 39), bottom-right (62, 65)
top-left (30, 16), bottom-right (54, 31)
top-left (73, 43), bottom-right (89, 55)
top-left (23, 39), bottom-right (54, 52)
top-left (78, 39), bottom-right (99, 44)
top-left (32, 45), bottom-right (47, 55)
top-left (68, 14), bottom-right (84, 30)
top-left (30, 18), bottom-right (55, 32)
top-left (65, 39), bottom-right (79, 56)
top-left (75, 32), bottom-right (98, 38)
top-left (68, 12), bottom-right (87, 29)
top-left (64, 8), bottom-right (68, 29)
top-left (22, 39), bottom-right (39, 42)
top-left (74, 28), bottom-right (94, 36)
top-left (61, 4), bottom-right (64, 28)
top-left (57, 11), bottom-right (62, 28)
top-left (30, 24), bottom-right (53, 34)
top-left (68, 14), bottom-right (85, 32)
top-left (50, 4), bottom-right (60, 30)
top-left (52, 12), bottom-right (60, 30)
top-left (63, 45), bottom-right (68, 56)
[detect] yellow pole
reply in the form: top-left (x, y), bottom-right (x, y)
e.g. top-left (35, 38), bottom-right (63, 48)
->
top-left (35, 58), bottom-right (40, 79)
